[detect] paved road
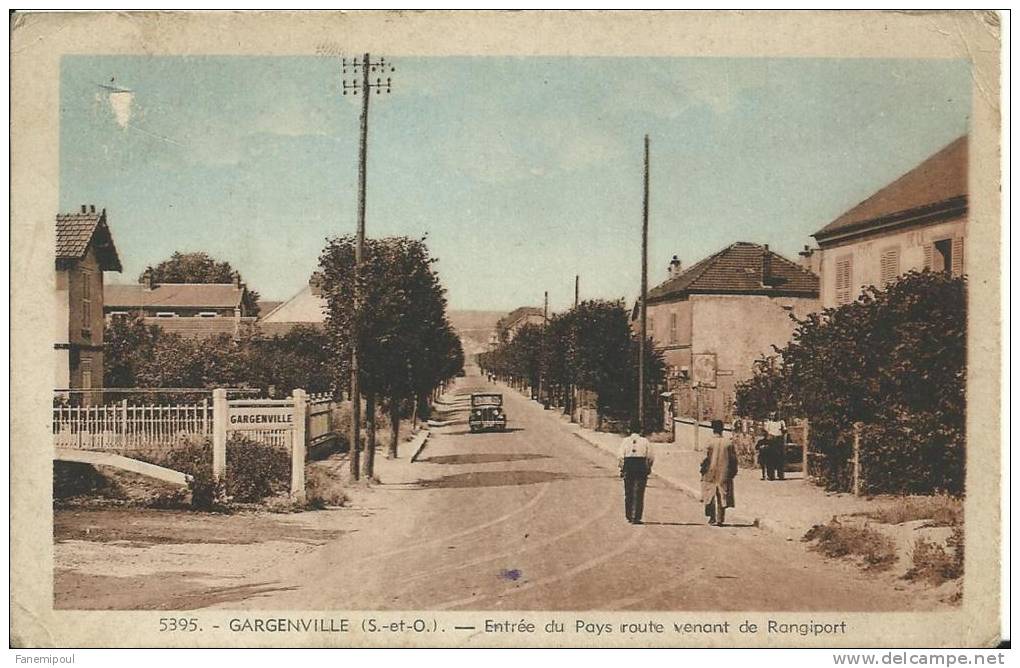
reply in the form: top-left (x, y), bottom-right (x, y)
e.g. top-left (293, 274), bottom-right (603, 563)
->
top-left (212, 370), bottom-right (921, 611)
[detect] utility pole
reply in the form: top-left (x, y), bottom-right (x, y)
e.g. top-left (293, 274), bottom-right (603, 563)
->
top-left (342, 53), bottom-right (394, 481)
top-left (638, 135), bottom-right (650, 433)
top-left (574, 275), bottom-right (579, 308)
top-left (540, 290), bottom-right (549, 407)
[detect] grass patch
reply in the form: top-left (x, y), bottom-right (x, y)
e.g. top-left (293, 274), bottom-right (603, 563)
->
top-left (803, 520), bottom-right (898, 571)
top-left (857, 495), bottom-right (963, 527)
top-left (904, 526), bottom-right (964, 585)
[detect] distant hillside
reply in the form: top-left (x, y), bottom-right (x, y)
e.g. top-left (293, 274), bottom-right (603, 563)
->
top-left (448, 310), bottom-right (503, 357)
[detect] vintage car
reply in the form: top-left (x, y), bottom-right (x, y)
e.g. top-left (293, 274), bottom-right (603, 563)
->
top-left (468, 393), bottom-right (507, 433)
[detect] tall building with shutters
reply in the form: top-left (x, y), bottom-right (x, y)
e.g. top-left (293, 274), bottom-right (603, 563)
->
top-left (55, 205), bottom-right (122, 401)
top-left (811, 136), bottom-right (967, 309)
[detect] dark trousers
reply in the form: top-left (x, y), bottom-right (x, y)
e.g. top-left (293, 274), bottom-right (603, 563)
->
top-left (623, 474), bottom-right (648, 522)
top-left (765, 436), bottom-right (785, 480)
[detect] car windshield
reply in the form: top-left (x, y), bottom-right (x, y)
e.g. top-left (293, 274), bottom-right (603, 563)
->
top-left (471, 394), bottom-right (502, 407)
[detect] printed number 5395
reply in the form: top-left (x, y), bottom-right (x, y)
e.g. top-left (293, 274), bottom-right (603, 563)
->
top-left (159, 618), bottom-right (199, 632)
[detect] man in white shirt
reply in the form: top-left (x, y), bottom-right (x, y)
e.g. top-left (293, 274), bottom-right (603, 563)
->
top-left (762, 412), bottom-right (787, 480)
top-left (618, 421), bottom-right (655, 525)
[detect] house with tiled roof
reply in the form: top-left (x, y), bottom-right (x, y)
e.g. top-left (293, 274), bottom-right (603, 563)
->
top-left (643, 242), bottom-right (820, 423)
top-left (104, 270), bottom-right (258, 339)
top-left (496, 306), bottom-right (545, 343)
top-left (257, 273), bottom-right (328, 337)
top-left (811, 135), bottom-right (967, 309)
top-left (55, 205), bottom-right (122, 400)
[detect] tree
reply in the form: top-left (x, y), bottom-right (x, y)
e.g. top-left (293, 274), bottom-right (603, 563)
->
top-left (735, 270), bottom-right (966, 494)
top-left (142, 251), bottom-right (261, 314)
top-left (318, 235), bottom-right (462, 474)
top-left (481, 299), bottom-right (665, 431)
top-left (249, 325), bottom-right (332, 396)
top-left (104, 316), bottom-right (161, 388)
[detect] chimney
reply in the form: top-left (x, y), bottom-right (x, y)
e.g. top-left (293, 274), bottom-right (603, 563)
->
top-left (142, 267), bottom-right (155, 290)
top-left (233, 270), bottom-right (243, 289)
top-left (799, 244), bottom-right (821, 275)
top-left (89, 204), bottom-right (96, 214)
top-left (761, 244), bottom-right (773, 286)
top-left (668, 255), bottom-right (683, 278)
top-left (80, 205), bottom-right (87, 214)
top-left (309, 271), bottom-right (325, 297)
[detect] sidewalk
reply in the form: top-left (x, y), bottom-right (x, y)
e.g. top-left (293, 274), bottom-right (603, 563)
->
top-left (496, 382), bottom-right (889, 541)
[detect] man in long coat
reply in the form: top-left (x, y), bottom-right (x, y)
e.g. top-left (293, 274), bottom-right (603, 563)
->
top-left (701, 419), bottom-right (738, 526)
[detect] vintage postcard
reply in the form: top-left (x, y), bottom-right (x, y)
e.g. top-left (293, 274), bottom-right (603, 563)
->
top-left (10, 10), bottom-right (1003, 648)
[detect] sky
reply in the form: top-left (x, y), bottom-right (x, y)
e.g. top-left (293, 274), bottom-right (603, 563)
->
top-left (60, 56), bottom-right (971, 312)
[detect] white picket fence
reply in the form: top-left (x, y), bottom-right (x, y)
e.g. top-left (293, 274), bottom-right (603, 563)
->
top-left (54, 389), bottom-right (343, 501)
top-left (53, 392), bottom-right (340, 453)
top-left (52, 400), bottom-right (212, 451)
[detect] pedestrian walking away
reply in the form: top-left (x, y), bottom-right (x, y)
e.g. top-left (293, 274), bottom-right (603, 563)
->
top-left (618, 421), bottom-right (654, 525)
top-left (700, 419), bottom-right (738, 526)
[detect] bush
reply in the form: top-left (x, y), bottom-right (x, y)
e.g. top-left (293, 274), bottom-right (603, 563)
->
top-left (53, 461), bottom-right (124, 500)
top-left (905, 526), bottom-right (964, 585)
top-left (804, 520), bottom-right (898, 571)
top-left (225, 436), bottom-right (291, 503)
top-left (151, 434), bottom-right (290, 509)
top-left (305, 467), bottom-right (349, 509)
top-left (735, 271), bottom-right (966, 495)
top-left (859, 420), bottom-right (964, 496)
top-left (860, 495), bottom-right (963, 527)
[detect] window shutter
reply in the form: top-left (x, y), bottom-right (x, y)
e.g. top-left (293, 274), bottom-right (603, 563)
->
top-left (880, 248), bottom-right (900, 285)
top-left (951, 237), bottom-right (964, 277)
top-left (835, 256), bottom-right (852, 305)
top-left (923, 243), bottom-right (933, 270)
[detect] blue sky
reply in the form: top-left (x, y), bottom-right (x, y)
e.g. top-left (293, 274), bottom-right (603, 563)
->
top-left (60, 56), bottom-right (970, 311)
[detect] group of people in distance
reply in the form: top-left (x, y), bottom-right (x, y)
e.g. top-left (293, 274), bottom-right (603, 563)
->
top-left (617, 413), bottom-right (789, 528)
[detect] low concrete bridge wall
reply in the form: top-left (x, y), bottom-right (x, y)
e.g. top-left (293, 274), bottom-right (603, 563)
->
top-left (54, 448), bottom-right (190, 487)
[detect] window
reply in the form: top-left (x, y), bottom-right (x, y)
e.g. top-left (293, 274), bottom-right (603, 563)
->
top-left (80, 270), bottom-right (91, 333)
top-left (80, 358), bottom-right (92, 390)
top-left (835, 256), bottom-right (853, 305)
top-left (880, 246), bottom-right (901, 285)
top-left (669, 312), bottom-right (678, 344)
top-left (925, 237), bottom-right (965, 277)
top-left (197, 311), bottom-right (218, 318)
top-left (155, 312), bottom-right (177, 318)
top-left (648, 316), bottom-right (655, 338)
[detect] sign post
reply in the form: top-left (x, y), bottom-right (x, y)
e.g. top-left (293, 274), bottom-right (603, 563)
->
top-left (291, 389), bottom-right (307, 503)
top-left (212, 388), bottom-right (227, 481)
top-left (691, 353), bottom-right (717, 451)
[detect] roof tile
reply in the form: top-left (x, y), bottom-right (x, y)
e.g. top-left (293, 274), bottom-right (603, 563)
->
top-left (647, 242), bottom-right (819, 302)
top-left (814, 136), bottom-right (967, 240)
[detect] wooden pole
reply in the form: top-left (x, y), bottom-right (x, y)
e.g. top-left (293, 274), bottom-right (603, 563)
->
top-left (638, 135), bottom-right (649, 432)
top-left (291, 389), bottom-right (307, 503)
top-left (349, 52), bottom-right (371, 482)
top-left (693, 385), bottom-right (701, 451)
top-left (212, 388), bottom-right (227, 482)
top-left (852, 422), bottom-right (862, 496)
top-left (802, 418), bottom-right (810, 478)
top-left (574, 275), bottom-right (579, 308)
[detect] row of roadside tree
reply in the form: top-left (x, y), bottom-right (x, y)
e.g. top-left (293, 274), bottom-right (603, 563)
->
top-left (477, 299), bottom-right (664, 432)
top-left (318, 234), bottom-right (464, 477)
